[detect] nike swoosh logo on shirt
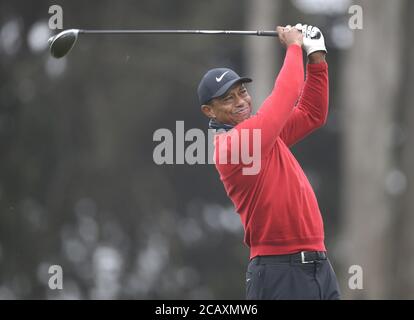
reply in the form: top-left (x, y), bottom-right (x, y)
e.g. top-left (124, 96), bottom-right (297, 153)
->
top-left (216, 71), bottom-right (229, 82)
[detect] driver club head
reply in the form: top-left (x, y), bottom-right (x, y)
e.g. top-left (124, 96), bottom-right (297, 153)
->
top-left (48, 29), bottom-right (79, 58)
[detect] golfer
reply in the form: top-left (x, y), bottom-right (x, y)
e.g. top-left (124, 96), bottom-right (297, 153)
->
top-left (197, 24), bottom-right (340, 300)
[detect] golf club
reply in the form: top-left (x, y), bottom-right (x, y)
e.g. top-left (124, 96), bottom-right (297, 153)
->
top-left (47, 29), bottom-right (280, 59)
top-left (48, 28), bottom-right (320, 59)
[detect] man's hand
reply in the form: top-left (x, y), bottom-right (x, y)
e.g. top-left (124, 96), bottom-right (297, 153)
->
top-left (276, 25), bottom-right (303, 48)
top-left (295, 24), bottom-right (327, 56)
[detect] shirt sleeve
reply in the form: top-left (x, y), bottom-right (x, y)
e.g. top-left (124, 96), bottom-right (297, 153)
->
top-left (216, 44), bottom-right (304, 161)
top-left (279, 61), bottom-right (329, 147)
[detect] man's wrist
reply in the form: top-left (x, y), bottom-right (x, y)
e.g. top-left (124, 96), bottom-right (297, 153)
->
top-left (308, 51), bottom-right (326, 64)
top-left (286, 43), bottom-right (302, 50)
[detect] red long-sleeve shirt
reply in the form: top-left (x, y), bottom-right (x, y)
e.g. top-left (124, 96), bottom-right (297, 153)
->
top-left (214, 45), bottom-right (329, 259)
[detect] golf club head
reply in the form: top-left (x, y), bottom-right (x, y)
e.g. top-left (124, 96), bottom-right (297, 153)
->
top-left (48, 29), bottom-right (79, 58)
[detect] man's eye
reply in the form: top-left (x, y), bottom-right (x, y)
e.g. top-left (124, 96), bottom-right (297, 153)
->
top-left (240, 89), bottom-right (247, 94)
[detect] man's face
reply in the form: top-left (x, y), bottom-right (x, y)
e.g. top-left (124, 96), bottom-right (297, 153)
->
top-left (202, 83), bottom-right (252, 126)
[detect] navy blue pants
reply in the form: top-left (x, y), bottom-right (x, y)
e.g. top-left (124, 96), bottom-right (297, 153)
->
top-left (246, 253), bottom-right (341, 300)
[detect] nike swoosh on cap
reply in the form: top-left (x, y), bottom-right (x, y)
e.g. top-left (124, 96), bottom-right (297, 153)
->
top-left (216, 71), bottom-right (229, 82)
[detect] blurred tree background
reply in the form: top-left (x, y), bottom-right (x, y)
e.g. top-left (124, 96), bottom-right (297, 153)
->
top-left (0, 0), bottom-right (412, 299)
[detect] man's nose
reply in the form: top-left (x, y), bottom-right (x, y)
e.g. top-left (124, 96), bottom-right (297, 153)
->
top-left (234, 94), bottom-right (245, 107)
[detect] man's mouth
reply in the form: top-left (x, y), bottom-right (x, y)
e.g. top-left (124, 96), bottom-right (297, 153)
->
top-left (234, 106), bottom-right (251, 116)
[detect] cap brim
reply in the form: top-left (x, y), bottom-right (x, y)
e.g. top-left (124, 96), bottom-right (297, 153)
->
top-left (212, 77), bottom-right (252, 100)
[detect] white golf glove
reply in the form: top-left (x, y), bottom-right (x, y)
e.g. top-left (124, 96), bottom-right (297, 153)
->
top-left (295, 23), bottom-right (327, 56)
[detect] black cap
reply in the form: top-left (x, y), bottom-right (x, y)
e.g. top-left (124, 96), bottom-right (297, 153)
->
top-left (197, 68), bottom-right (252, 105)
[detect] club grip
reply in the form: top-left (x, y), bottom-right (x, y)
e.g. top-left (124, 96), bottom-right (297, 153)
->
top-left (257, 31), bottom-right (278, 37)
top-left (258, 30), bottom-right (321, 39)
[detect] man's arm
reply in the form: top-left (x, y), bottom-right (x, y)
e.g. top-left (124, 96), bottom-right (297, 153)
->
top-left (279, 51), bottom-right (329, 147)
top-left (226, 28), bottom-right (304, 159)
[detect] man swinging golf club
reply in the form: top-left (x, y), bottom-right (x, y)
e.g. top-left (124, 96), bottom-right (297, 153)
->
top-left (198, 24), bottom-right (341, 300)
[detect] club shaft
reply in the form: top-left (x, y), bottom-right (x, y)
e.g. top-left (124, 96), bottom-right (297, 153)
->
top-left (78, 29), bottom-right (278, 37)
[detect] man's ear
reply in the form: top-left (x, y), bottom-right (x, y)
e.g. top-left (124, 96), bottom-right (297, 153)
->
top-left (201, 104), bottom-right (215, 119)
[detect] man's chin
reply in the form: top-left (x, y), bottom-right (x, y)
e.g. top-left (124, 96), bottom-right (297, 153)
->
top-left (241, 111), bottom-right (252, 120)
top-left (233, 114), bottom-right (251, 125)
